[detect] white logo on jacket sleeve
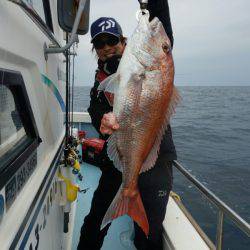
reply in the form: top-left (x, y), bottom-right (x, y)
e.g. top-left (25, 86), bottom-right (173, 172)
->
top-left (98, 20), bottom-right (116, 31)
top-left (158, 190), bottom-right (168, 197)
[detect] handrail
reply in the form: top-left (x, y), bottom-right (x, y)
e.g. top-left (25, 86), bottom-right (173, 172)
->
top-left (173, 160), bottom-right (250, 249)
top-left (8, 0), bottom-right (62, 51)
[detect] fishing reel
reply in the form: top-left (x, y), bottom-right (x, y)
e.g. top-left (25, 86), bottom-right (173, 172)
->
top-left (69, 147), bottom-right (81, 161)
top-left (62, 146), bottom-right (83, 182)
top-left (67, 155), bottom-right (83, 180)
top-left (67, 135), bottom-right (81, 151)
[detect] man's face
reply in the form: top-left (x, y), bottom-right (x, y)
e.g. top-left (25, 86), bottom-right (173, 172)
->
top-left (93, 33), bottom-right (125, 62)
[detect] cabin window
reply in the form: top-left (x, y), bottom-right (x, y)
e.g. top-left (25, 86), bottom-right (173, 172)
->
top-left (0, 69), bottom-right (40, 190)
top-left (43, 0), bottom-right (54, 33)
top-left (25, 0), bottom-right (54, 32)
top-left (0, 85), bottom-right (29, 165)
top-left (27, 0), bottom-right (46, 23)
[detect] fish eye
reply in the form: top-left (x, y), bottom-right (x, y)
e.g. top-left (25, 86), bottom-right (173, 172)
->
top-left (139, 73), bottom-right (146, 79)
top-left (162, 43), bottom-right (171, 54)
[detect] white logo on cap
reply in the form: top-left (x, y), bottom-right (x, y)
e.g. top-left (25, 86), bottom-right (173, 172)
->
top-left (98, 19), bottom-right (116, 31)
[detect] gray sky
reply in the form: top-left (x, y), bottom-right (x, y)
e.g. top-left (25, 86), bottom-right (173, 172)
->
top-left (75, 0), bottom-right (250, 86)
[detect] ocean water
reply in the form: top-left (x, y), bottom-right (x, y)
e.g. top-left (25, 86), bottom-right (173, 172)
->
top-left (73, 86), bottom-right (250, 249)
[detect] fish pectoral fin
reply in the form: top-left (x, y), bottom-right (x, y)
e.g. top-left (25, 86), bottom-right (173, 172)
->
top-left (97, 73), bottom-right (120, 106)
top-left (101, 186), bottom-right (149, 237)
top-left (97, 72), bottom-right (120, 95)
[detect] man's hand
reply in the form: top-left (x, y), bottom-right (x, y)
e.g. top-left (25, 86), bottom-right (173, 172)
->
top-left (100, 112), bottom-right (119, 135)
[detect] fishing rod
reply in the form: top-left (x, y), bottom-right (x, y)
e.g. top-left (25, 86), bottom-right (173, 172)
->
top-left (65, 32), bottom-right (70, 147)
top-left (70, 44), bottom-right (76, 136)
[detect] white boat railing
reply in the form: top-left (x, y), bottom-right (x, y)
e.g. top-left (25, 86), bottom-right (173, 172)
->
top-left (173, 160), bottom-right (250, 250)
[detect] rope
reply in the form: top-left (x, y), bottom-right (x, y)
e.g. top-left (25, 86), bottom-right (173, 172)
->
top-left (170, 191), bottom-right (181, 202)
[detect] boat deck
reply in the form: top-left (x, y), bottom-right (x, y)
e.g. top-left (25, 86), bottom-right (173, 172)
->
top-left (71, 162), bottom-right (136, 250)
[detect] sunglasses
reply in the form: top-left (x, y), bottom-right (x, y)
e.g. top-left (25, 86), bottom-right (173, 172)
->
top-left (93, 36), bottom-right (120, 49)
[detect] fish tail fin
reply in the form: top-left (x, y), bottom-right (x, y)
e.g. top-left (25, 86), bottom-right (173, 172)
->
top-left (127, 189), bottom-right (149, 237)
top-left (101, 185), bottom-right (127, 229)
top-left (101, 186), bottom-right (149, 237)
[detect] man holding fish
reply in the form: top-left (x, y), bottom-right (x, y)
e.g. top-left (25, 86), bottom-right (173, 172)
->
top-left (77, 0), bottom-right (179, 249)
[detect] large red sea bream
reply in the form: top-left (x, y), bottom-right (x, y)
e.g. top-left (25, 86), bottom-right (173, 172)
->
top-left (99, 11), bottom-right (180, 236)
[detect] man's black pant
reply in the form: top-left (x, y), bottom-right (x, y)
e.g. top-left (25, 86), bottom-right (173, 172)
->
top-left (77, 158), bottom-right (173, 250)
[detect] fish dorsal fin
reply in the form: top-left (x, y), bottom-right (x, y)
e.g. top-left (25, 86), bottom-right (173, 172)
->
top-left (140, 125), bottom-right (166, 174)
top-left (107, 134), bottom-right (123, 172)
top-left (140, 86), bottom-right (181, 174)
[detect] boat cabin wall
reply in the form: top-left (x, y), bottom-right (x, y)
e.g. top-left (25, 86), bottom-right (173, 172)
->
top-left (0, 0), bottom-right (66, 151)
top-left (0, 1), bottom-right (68, 248)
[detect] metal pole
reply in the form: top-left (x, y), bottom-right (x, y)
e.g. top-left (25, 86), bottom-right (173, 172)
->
top-left (216, 211), bottom-right (224, 250)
